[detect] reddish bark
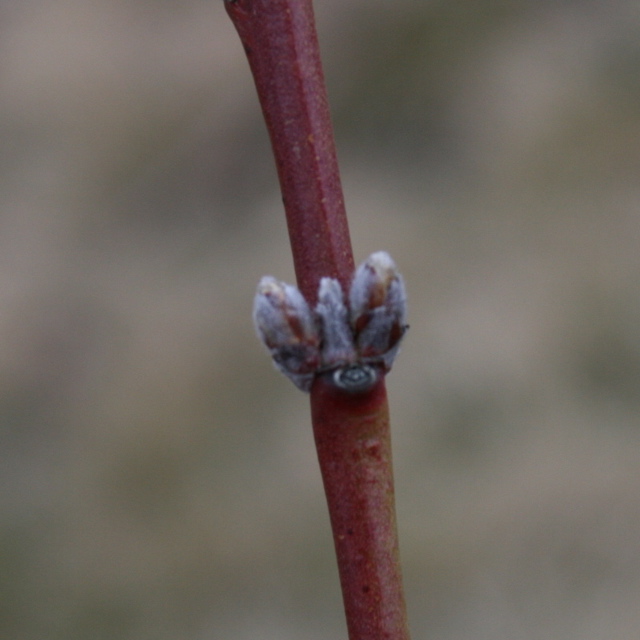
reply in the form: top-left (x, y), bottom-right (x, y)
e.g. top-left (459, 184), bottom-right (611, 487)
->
top-left (225, 0), bottom-right (354, 303)
top-left (311, 376), bottom-right (410, 640)
top-left (225, 2), bottom-right (411, 638)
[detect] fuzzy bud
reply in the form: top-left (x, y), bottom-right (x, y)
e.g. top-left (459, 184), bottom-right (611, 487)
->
top-left (253, 251), bottom-right (407, 392)
top-left (253, 276), bottom-right (320, 391)
top-left (315, 277), bottom-right (357, 369)
top-left (349, 251), bottom-right (407, 370)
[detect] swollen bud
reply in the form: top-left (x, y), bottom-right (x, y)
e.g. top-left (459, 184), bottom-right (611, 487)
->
top-left (253, 252), bottom-right (408, 393)
top-left (253, 276), bottom-right (320, 391)
top-left (349, 251), bottom-right (408, 370)
top-left (315, 277), bottom-right (357, 369)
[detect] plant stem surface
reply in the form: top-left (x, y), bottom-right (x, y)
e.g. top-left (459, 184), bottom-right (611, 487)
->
top-left (311, 376), bottom-right (410, 640)
top-left (225, 2), bottom-right (411, 638)
top-left (225, 0), bottom-right (353, 303)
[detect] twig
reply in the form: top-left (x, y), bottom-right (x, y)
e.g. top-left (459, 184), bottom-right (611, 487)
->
top-left (225, 2), bottom-right (411, 638)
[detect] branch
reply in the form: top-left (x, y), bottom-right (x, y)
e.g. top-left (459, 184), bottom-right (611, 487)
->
top-left (225, 2), bottom-right (411, 638)
top-left (225, 0), bottom-right (353, 302)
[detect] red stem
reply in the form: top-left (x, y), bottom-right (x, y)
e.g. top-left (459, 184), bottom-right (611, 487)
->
top-left (225, 0), bottom-right (353, 303)
top-left (225, 2), bottom-right (410, 638)
top-left (311, 377), bottom-right (410, 640)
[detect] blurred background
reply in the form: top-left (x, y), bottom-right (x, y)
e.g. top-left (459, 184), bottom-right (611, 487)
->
top-left (1, 1), bottom-right (639, 638)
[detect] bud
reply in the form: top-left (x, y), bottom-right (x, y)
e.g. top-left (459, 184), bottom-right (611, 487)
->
top-left (349, 251), bottom-right (407, 370)
top-left (315, 277), bottom-right (358, 369)
top-left (253, 251), bottom-right (407, 392)
top-left (253, 276), bottom-right (320, 391)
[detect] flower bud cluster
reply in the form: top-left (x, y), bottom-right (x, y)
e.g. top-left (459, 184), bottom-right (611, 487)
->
top-left (253, 251), bottom-right (407, 392)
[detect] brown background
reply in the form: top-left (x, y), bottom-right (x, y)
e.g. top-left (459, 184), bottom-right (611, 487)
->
top-left (1, 1), bottom-right (639, 638)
